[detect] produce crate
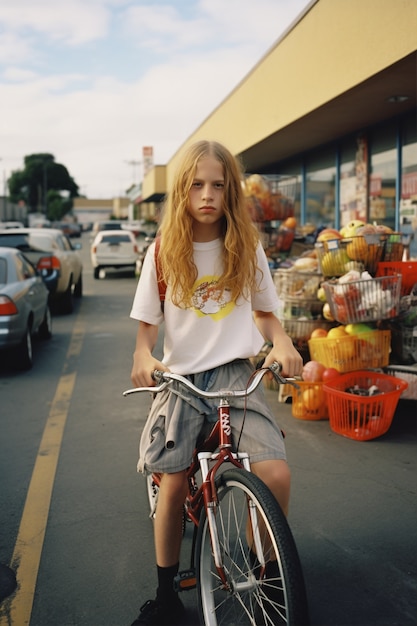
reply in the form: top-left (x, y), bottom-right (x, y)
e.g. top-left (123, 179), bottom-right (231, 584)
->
top-left (308, 330), bottom-right (391, 373)
top-left (323, 370), bottom-right (408, 441)
top-left (273, 269), bottom-right (323, 299)
top-left (279, 318), bottom-right (334, 343)
top-left (322, 275), bottom-right (401, 323)
top-left (291, 381), bottom-right (329, 420)
top-left (376, 261), bottom-right (417, 296)
top-left (389, 325), bottom-right (417, 364)
top-left (385, 365), bottom-right (417, 401)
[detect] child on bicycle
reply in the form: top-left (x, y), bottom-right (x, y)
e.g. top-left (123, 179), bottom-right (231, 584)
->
top-left (129, 139), bottom-right (303, 626)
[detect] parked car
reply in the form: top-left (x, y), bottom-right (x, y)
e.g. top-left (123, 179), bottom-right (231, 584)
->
top-left (0, 221), bottom-right (25, 229)
top-left (52, 221), bottom-right (82, 238)
top-left (90, 230), bottom-right (139, 279)
top-left (0, 247), bottom-right (52, 370)
top-left (0, 228), bottom-right (83, 314)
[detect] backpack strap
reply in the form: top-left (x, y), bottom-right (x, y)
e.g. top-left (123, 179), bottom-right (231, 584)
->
top-left (154, 235), bottom-right (166, 312)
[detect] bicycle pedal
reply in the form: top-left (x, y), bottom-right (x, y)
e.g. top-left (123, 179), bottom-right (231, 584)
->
top-left (173, 569), bottom-right (196, 592)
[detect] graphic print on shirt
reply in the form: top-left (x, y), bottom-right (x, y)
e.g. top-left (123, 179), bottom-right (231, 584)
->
top-left (191, 275), bottom-right (235, 320)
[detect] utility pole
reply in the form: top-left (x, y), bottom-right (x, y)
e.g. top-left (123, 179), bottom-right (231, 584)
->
top-left (125, 159), bottom-right (142, 185)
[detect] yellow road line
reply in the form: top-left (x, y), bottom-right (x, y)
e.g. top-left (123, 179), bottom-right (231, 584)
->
top-left (0, 317), bottom-right (85, 626)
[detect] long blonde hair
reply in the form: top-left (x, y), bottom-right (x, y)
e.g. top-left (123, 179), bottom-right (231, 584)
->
top-left (158, 140), bottom-right (259, 307)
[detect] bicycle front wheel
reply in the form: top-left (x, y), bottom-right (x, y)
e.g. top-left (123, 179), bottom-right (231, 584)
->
top-left (195, 468), bottom-right (309, 626)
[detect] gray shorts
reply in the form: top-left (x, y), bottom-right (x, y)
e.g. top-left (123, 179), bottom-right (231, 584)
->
top-left (137, 359), bottom-right (286, 475)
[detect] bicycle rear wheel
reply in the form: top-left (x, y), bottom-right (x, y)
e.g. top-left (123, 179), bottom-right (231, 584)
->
top-left (195, 468), bottom-right (309, 626)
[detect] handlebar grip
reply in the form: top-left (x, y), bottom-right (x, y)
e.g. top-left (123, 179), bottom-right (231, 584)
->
top-left (270, 361), bottom-right (282, 374)
top-left (152, 369), bottom-right (166, 383)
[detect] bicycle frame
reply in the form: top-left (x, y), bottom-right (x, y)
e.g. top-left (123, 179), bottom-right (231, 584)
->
top-left (151, 394), bottom-right (269, 590)
top-left (124, 366), bottom-right (310, 625)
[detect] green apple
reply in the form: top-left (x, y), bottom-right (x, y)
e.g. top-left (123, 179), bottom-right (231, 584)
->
top-left (345, 323), bottom-right (373, 335)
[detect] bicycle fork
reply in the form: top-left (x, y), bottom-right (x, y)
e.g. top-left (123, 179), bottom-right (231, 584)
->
top-left (199, 399), bottom-right (266, 589)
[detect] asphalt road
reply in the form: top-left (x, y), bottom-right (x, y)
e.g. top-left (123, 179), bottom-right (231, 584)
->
top-left (0, 232), bottom-right (416, 626)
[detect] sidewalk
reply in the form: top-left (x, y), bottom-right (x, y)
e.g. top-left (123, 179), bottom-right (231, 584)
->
top-left (266, 388), bottom-right (417, 625)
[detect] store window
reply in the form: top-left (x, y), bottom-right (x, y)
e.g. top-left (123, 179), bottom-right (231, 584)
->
top-left (340, 137), bottom-right (362, 227)
top-left (369, 123), bottom-right (397, 230)
top-left (305, 149), bottom-right (336, 227)
top-left (400, 112), bottom-right (417, 256)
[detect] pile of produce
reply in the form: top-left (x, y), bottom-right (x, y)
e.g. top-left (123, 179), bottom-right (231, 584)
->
top-left (321, 269), bottom-right (400, 323)
top-left (243, 174), bottom-right (294, 222)
top-left (307, 323), bottom-right (391, 372)
top-left (315, 220), bottom-right (404, 277)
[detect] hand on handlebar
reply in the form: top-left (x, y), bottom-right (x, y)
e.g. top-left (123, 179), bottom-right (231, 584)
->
top-left (131, 353), bottom-right (169, 388)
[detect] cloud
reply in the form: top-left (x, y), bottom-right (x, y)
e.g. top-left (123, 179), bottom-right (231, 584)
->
top-left (0, 0), bottom-right (309, 198)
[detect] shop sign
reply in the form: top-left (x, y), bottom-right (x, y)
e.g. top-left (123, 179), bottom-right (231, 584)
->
top-left (143, 146), bottom-right (154, 177)
top-left (401, 171), bottom-right (417, 198)
top-left (370, 175), bottom-right (382, 196)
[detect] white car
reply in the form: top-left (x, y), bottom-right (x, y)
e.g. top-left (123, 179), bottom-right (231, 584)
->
top-left (91, 230), bottom-right (139, 279)
top-left (0, 228), bottom-right (83, 314)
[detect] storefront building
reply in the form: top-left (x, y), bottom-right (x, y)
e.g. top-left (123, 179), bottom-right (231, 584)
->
top-left (139, 0), bottom-right (417, 251)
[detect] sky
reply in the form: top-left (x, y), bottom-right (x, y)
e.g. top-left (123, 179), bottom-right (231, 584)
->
top-left (0, 0), bottom-right (310, 199)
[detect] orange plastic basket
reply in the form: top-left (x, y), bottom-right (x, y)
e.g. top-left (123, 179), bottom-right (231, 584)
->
top-left (308, 330), bottom-right (391, 373)
top-left (291, 381), bottom-right (329, 420)
top-left (323, 370), bottom-right (408, 441)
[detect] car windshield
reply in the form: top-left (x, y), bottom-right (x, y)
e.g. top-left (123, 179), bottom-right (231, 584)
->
top-left (101, 234), bottom-right (131, 244)
top-left (0, 233), bottom-right (54, 252)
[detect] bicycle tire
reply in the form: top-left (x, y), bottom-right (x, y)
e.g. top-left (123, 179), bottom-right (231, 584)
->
top-left (195, 468), bottom-right (309, 626)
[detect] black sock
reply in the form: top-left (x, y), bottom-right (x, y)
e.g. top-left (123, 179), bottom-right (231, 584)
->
top-left (156, 563), bottom-right (179, 600)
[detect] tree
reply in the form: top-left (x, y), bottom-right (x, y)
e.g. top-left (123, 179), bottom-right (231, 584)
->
top-left (8, 153), bottom-right (79, 220)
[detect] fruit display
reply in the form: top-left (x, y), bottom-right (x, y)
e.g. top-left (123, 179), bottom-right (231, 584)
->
top-left (291, 359), bottom-right (341, 420)
top-left (308, 325), bottom-right (391, 372)
top-left (244, 174), bottom-right (295, 222)
top-left (322, 270), bottom-right (401, 323)
top-left (315, 220), bottom-right (405, 277)
top-left (291, 380), bottom-right (329, 420)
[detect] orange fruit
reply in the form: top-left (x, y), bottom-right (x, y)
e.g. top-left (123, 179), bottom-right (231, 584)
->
top-left (283, 216), bottom-right (297, 230)
top-left (310, 328), bottom-right (328, 339)
top-left (302, 386), bottom-right (325, 411)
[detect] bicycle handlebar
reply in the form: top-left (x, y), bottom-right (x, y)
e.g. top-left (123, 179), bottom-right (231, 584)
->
top-left (123, 361), bottom-right (299, 399)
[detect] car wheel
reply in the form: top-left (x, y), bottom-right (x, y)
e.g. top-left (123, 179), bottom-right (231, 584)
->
top-left (60, 279), bottom-right (74, 314)
top-left (93, 266), bottom-right (100, 279)
top-left (15, 326), bottom-right (33, 370)
top-left (39, 306), bottom-right (52, 340)
top-left (74, 273), bottom-right (83, 298)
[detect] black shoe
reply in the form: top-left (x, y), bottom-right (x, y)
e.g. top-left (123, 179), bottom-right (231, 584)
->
top-left (130, 596), bottom-right (185, 626)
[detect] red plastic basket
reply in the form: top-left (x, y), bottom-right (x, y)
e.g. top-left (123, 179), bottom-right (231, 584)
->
top-left (323, 371), bottom-right (408, 441)
top-left (376, 261), bottom-right (417, 296)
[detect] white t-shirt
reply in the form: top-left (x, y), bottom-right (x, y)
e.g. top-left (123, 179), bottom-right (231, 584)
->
top-left (130, 238), bottom-right (279, 374)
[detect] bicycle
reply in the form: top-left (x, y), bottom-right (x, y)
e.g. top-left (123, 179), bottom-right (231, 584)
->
top-left (123, 362), bottom-right (309, 626)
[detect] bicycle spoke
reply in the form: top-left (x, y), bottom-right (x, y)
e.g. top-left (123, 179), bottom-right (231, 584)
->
top-left (196, 469), bottom-right (309, 626)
